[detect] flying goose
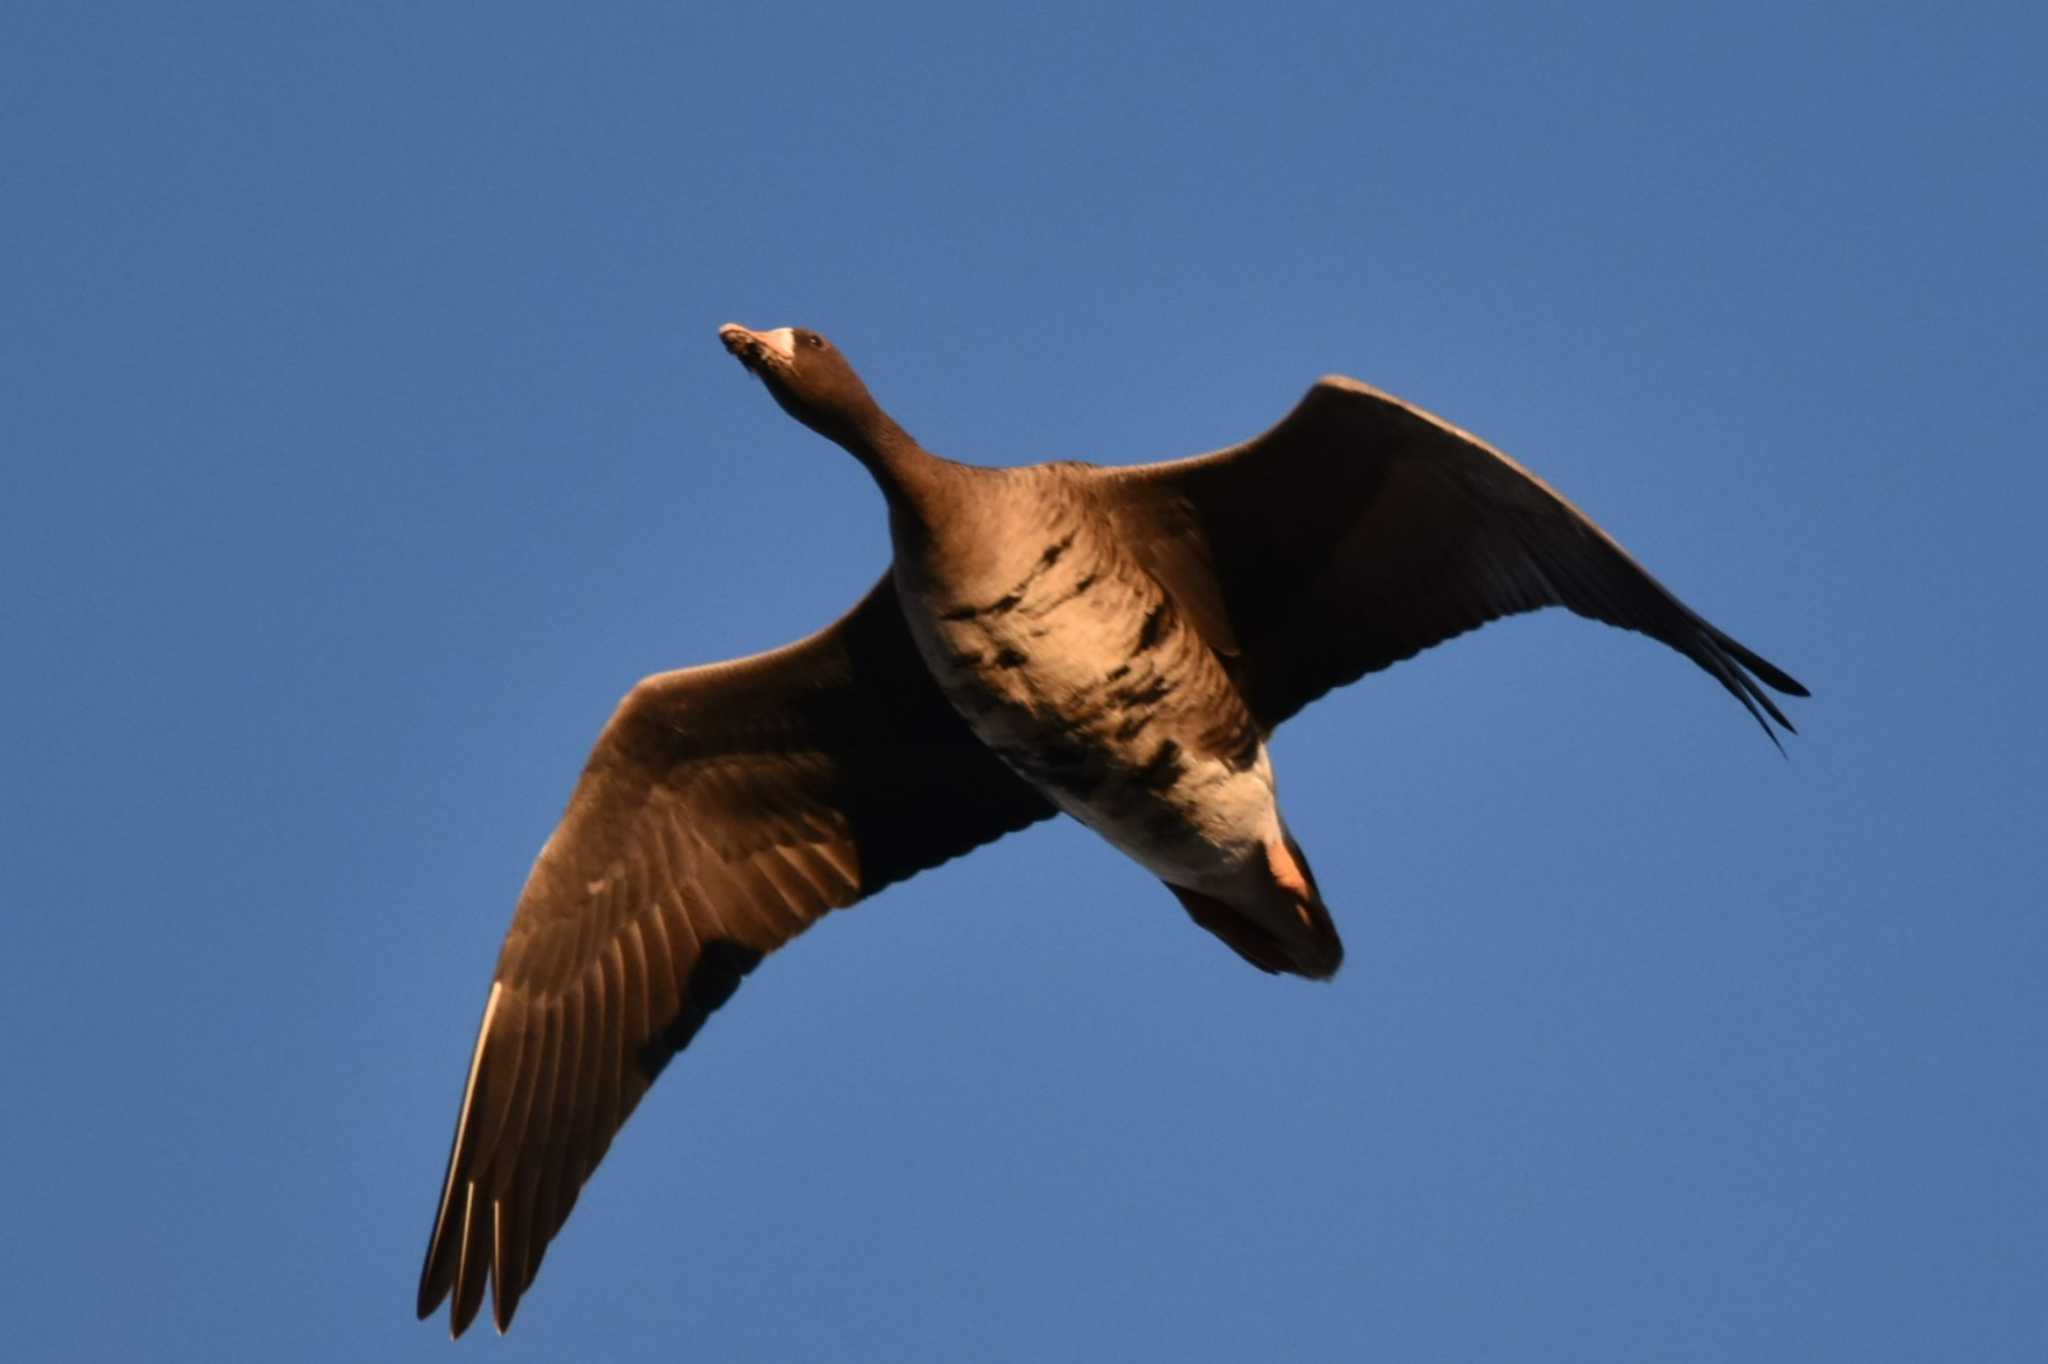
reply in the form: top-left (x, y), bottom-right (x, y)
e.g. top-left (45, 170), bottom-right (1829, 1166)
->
top-left (418, 323), bottom-right (1806, 1335)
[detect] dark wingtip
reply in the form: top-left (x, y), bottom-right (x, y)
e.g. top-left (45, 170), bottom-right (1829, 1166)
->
top-left (493, 1262), bottom-right (526, 1335)
top-left (1684, 619), bottom-right (1807, 752)
top-left (450, 1234), bottom-right (488, 1337)
top-left (1706, 625), bottom-right (1808, 700)
top-left (1689, 643), bottom-right (1793, 754)
top-left (416, 1230), bottom-right (454, 1326)
top-left (1746, 659), bottom-right (1808, 699)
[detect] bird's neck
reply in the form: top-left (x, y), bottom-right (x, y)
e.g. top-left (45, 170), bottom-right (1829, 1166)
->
top-left (839, 405), bottom-right (956, 516)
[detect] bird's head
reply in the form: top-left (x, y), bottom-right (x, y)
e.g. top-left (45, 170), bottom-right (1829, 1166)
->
top-left (718, 323), bottom-right (884, 450)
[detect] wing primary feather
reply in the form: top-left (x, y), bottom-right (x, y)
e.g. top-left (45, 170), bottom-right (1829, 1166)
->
top-left (576, 965), bottom-right (613, 1192)
top-left (1698, 647), bottom-right (1787, 754)
top-left (481, 991), bottom-right (543, 1197)
top-left (489, 1197), bottom-right (511, 1334)
top-left (1726, 647), bottom-right (1795, 734)
top-left (517, 995), bottom-right (567, 1312)
top-left (1708, 621), bottom-right (1809, 697)
top-left (543, 984), bottom-right (594, 1239)
top-left (450, 1181), bottom-right (488, 1337)
top-left (416, 1183), bottom-right (459, 1319)
top-left (544, 982), bottom-right (589, 1221)
top-left (458, 1013), bottom-right (523, 1202)
top-left (552, 980), bottom-right (602, 1232)
top-left (416, 982), bottom-right (506, 1320)
top-left (590, 938), bottom-right (628, 1167)
top-left (498, 1185), bottom-right (534, 1330)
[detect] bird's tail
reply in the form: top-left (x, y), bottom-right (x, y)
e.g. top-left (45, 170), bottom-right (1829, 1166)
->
top-left (1167, 825), bottom-right (1343, 979)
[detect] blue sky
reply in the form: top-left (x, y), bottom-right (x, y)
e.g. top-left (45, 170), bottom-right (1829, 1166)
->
top-left (4, 3), bottom-right (2043, 1359)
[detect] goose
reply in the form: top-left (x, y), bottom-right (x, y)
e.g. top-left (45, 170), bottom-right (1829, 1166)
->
top-left (418, 323), bottom-right (1807, 1335)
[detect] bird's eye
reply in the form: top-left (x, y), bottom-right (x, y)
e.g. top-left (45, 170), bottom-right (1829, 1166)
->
top-left (803, 333), bottom-right (825, 349)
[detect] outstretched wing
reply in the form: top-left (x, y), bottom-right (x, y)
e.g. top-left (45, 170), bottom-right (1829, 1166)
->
top-left (417, 576), bottom-right (1054, 1335)
top-left (1101, 377), bottom-right (1806, 739)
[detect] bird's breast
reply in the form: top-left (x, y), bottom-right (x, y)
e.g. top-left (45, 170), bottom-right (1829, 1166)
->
top-left (900, 522), bottom-right (1275, 886)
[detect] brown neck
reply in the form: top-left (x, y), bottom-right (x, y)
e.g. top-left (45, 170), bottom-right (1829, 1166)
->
top-left (832, 399), bottom-right (957, 519)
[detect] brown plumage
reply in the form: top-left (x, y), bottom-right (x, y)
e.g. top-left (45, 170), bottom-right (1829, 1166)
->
top-left (416, 580), bottom-right (1053, 1333)
top-left (418, 325), bottom-right (1805, 1334)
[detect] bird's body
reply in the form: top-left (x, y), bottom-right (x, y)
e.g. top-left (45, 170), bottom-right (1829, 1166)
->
top-left (417, 323), bottom-right (1807, 1335)
top-left (892, 464), bottom-right (1312, 965)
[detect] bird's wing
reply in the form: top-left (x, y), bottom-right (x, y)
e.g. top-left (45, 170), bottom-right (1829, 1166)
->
top-left (1099, 376), bottom-right (1807, 740)
top-left (417, 575), bottom-right (1054, 1335)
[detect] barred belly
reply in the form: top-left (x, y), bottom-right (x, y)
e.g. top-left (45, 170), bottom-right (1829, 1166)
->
top-left (902, 521), bottom-right (1275, 888)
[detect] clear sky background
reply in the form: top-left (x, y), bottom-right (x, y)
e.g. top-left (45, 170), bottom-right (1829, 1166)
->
top-left (4, 3), bottom-right (2042, 1360)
